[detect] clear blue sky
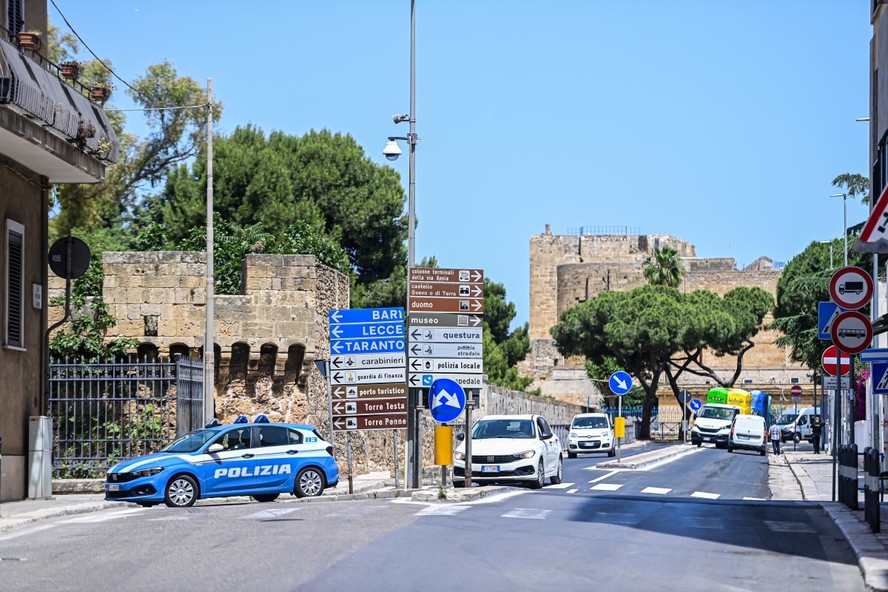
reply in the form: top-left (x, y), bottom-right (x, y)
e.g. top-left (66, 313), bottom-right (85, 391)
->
top-left (54, 1), bottom-right (872, 329)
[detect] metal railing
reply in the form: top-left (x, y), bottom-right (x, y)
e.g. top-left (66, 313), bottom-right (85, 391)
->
top-left (47, 355), bottom-right (203, 478)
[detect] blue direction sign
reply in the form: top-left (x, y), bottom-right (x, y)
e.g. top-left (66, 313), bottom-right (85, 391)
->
top-left (331, 337), bottom-right (404, 355)
top-left (330, 321), bottom-right (404, 340)
top-left (609, 371), bottom-right (632, 396)
top-left (874, 362), bottom-right (888, 395)
top-left (329, 308), bottom-right (404, 325)
top-left (818, 301), bottom-right (845, 341)
top-left (860, 348), bottom-right (888, 363)
top-left (330, 307), bottom-right (406, 356)
top-left (689, 398), bottom-right (703, 413)
top-left (429, 378), bottom-right (466, 423)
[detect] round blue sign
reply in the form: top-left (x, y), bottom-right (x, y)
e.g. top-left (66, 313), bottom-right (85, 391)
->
top-left (429, 379), bottom-right (466, 423)
top-left (608, 371), bottom-right (632, 396)
top-left (689, 398), bottom-right (703, 412)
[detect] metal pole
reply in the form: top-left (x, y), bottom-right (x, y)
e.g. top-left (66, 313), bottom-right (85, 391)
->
top-left (617, 394), bottom-right (622, 462)
top-left (404, 0), bottom-right (420, 491)
top-left (843, 194), bottom-right (848, 266)
top-left (346, 432), bottom-right (354, 494)
top-left (393, 430), bottom-right (400, 489)
top-left (833, 384), bottom-right (840, 501)
top-left (203, 78), bottom-right (215, 425)
top-left (465, 401), bottom-right (473, 488)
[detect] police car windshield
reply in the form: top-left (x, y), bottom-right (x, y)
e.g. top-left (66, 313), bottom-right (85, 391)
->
top-left (162, 430), bottom-right (218, 453)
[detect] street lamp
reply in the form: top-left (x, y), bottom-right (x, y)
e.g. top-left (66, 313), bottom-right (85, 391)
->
top-left (819, 240), bottom-right (834, 269)
top-left (383, 0), bottom-right (419, 489)
top-left (830, 193), bottom-right (848, 266)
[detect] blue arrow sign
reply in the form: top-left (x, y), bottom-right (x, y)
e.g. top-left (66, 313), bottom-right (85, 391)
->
top-left (329, 307), bottom-right (404, 325)
top-left (609, 371), bottom-right (632, 396)
top-left (818, 301), bottom-right (845, 341)
top-left (329, 321), bottom-right (404, 340)
top-left (874, 362), bottom-right (888, 395)
top-left (860, 348), bottom-right (888, 362)
top-left (331, 337), bottom-right (405, 355)
top-left (429, 378), bottom-right (466, 423)
top-left (689, 398), bottom-right (703, 412)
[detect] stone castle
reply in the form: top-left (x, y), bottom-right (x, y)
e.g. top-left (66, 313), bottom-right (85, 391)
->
top-left (519, 225), bottom-right (809, 406)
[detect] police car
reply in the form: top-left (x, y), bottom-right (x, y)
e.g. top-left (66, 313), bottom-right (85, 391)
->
top-left (105, 415), bottom-right (339, 508)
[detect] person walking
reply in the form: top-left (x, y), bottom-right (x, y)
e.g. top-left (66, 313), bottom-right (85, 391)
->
top-left (810, 415), bottom-right (822, 454)
top-left (769, 422), bottom-right (782, 455)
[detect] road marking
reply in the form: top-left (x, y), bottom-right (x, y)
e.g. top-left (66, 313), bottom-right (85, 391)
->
top-left (588, 470), bottom-right (619, 483)
top-left (690, 491), bottom-right (720, 499)
top-left (641, 487), bottom-right (671, 495)
top-left (0, 523), bottom-right (56, 541)
top-left (567, 488), bottom-right (579, 494)
top-left (502, 508), bottom-right (551, 520)
top-left (241, 508), bottom-right (301, 520)
top-left (545, 482), bottom-right (574, 489)
top-left (325, 505), bottom-right (388, 518)
top-left (148, 516), bottom-right (189, 521)
top-left (59, 508), bottom-right (146, 524)
top-left (594, 511), bottom-right (638, 525)
top-left (764, 520), bottom-right (816, 534)
top-left (415, 505), bottom-right (471, 516)
top-left (743, 496), bottom-right (765, 501)
top-left (590, 483), bottom-right (623, 491)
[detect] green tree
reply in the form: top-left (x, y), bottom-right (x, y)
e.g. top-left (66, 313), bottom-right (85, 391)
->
top-left (551, 286), bottom-right (686, 438)
top-left (143, 127), bottom-right (407, 287)
top-left (832, 173), bottom-right (870, 205)
top-left (483, 279), bottom-right (532, 390)
top-left (643, 246), bottom-right (684, 288)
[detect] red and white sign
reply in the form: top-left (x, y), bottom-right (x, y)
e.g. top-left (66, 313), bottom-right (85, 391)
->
top-left (829, 266), bottom-right (873, 310)
top-left (790, 384), bottom-right (803, 397)
top-left (821, 344), bottom-right (851, 376)
top-left (830, 310), bottom-right (873, 355)
top-left (856, 184), bottom-right (888, 254)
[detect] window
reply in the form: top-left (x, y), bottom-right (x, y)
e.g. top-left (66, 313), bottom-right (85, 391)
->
top-left (5, 219), bottom-right (24, 350)
top-left (742, 379), bottom-right (753, 385)
top-left (6, 0), bottom-right (24, 36)
top-left (790, 377), bottom-right (800, 385)
top-left (258, 426), bottom-right (302, 447)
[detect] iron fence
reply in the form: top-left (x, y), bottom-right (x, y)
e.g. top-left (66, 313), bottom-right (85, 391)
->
top-left (47, 355), bottom-right (203, 478)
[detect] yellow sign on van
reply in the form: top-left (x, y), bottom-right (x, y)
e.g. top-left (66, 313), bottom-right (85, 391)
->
top-left (614, 416), bottom-right (625, 438)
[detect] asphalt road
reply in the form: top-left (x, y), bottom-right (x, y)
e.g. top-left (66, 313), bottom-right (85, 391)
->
top-left (0, 446), bottom-right (865, 592)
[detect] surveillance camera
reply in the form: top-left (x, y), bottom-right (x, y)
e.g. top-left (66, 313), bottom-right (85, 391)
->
top-left (383, 140), bottom-right (402, 161)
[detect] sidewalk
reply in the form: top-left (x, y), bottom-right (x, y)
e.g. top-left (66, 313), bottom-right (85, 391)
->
top-left (3, 444), bottom-right (888, 591)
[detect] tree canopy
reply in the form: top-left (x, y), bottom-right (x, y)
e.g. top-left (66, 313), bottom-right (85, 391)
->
top-left (643, 246), bottom-right (684, 288)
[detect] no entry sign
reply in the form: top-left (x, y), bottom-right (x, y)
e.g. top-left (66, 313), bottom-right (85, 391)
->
top-left (821, 345), bottom-right (850, 377)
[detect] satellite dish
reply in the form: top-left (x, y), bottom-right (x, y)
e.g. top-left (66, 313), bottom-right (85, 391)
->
top-left (48, 236), bottom-right (91, 279)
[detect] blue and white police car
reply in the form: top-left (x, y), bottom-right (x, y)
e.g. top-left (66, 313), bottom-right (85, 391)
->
top-left (105, 415), bottom-right (339, 508)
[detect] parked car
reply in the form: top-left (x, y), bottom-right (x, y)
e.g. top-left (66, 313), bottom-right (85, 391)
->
top-left (105, 415), bottom-right (339, 508)
top-left (774, 407), bottom-right (818, 443)
top-left (691, 403), bottom-right (740, 448)
top-left (726, 414), bottom-right (767, 456)
top-left (452, 414), bottom-right (562, 489)
top-left (567, 412), bottom-right (615, 458)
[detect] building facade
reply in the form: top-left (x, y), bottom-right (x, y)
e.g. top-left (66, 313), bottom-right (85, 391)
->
top-left (0, 0), bottom-right (118, 501)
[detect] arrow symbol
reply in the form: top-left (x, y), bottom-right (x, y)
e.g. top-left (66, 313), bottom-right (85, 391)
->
top-left (431, 388), bottom-right (462, 410)
top-left (472, 301), bottom-right (482, 311)
top-left (332, 357), bottom-right (343, 368)
top-left (410, 375), bottom-right (419, 386)
top-left (411, 329), bottom-right (421, 340)
top-left (331, 310), bottom-right (343, 323)
top-left (333, 387), bottom-right (345, 397)
top-left (471, 316), bottom-right (481, 327)
top-left (411, 344), bottom-right (421, 355)
top-left (332, 342), bottom-right (343, 354)
top-left (331, 326), bottom-right (343, 339)
top-left (472, 286), bottom-right (482, 297)
top-left (472, 270), bottom-right (482, 282)
top-left (332, 402), bottom-right (344, 414)
top-left (333, 418), bottom-right (345, 430)
top-left (411, 359), bottom-right (422, 370)
top-left (613, 376), bottom-right (628, 392)
top-left (332, 372), bottom-right (343, 383)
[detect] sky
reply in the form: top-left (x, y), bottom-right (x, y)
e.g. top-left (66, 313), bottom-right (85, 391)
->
top-left (52, 1), bottom-right (873, 329)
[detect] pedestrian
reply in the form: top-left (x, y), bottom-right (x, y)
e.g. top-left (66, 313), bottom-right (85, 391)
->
top-left (810, 415), bottom-right (822, 454)
top-left (769, 422), bottom-right (782, 455)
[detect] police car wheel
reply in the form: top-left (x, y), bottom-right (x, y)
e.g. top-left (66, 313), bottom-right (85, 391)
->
top-left (164, 475), bottom-right (198, 508)
top-left (251, 494), bottom-right (279, 503)
top-left (294, 467), bottom-right (325, 498)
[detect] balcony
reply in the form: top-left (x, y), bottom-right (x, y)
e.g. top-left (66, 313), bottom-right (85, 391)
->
top-left (0, 32), bottom-right (119, 184)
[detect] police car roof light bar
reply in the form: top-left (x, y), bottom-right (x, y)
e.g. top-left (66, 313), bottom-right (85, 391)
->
top-left (205, 418), bottom-right (221, 428)
top-left (254, 414), bottom-right (270, 423)
top-left (233, 415), bottom-right (249, 424)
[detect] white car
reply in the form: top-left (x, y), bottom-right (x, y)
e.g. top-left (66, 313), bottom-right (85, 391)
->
top-left (567, 412), bottom-right (615, 458)
top-left (452, 414), bottom-right (563, 489)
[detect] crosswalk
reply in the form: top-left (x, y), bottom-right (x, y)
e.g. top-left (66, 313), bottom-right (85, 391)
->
top-left (558, 481), bottom-right (764, 501)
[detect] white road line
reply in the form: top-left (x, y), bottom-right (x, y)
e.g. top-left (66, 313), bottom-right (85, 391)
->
top-left (545, 482), bottom-right (575, 490)
top-left (241, 508), bottom-right (301, 520)
top-left (148, 516), bottom-right (189, 521)
top-left (640, 487), bottom-right (671, 495)
top-left (690, 491), bottom-right (720, 500)
top-left (415, 505), bottom-right (471, 516)
top-left (590, 483), bottom-right (623, 491)
top-left (743, 496), bottom-right (765, 501)
top-left (588, 470), bottom-right (620, 483)
top-left (60, 508), bottom-right (147, 524)
top-left (567, 488), bottom-right (579, 494)
top-left (0, 523), bottom-right (57, 541)
top-left (502, 508), bottom-right (551, 520)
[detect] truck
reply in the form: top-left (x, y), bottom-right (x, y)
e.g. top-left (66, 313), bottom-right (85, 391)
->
top-left (691, 403), bottom-right (740, 448)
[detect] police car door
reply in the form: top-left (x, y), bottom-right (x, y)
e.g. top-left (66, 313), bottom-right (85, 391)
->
top-left (253, 425), bottom-right (303, 490)
top-left (204, 426), bottom-right (259, 495)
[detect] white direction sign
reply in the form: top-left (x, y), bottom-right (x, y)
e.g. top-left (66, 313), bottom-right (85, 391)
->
top-left (330, 367), bottom-right (406, 386)
top-left (409, 372), bottom-right (483, 389)
top-left (408, 327), bottom-right (483, 343)
top-left (409, 358), bottom-right (483, 373)
top-left (409, 342), bottom-right (483, 359)
top-left (330, 353), bottom-right (405, 370)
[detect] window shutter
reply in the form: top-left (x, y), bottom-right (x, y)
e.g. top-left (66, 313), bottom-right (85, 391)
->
top-left (6, 219), bottom-right (24, 349)
top-left (6, 0), bottom-right (24, 36)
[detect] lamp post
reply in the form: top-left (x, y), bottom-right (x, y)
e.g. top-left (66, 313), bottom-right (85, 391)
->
top-left (383, 0), bottom-right (419, 489)
top-left (819, 240), bottom-right (834, 269)
top-left (830, 193), bottom-right (848, 266)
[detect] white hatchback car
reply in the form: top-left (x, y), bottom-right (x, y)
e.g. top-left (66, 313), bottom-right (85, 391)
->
top-left (567, 412), bottom-right (615, 458)
top-left (452, 414), bottom-right (563, 489)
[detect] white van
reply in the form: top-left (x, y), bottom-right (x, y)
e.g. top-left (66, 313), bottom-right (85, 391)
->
top-left (691, 404), bottom-right (740, 448)
top-left (727, 414), bottom-right (767, 456)
top-left (774, 407), bottom-right (818, 443)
